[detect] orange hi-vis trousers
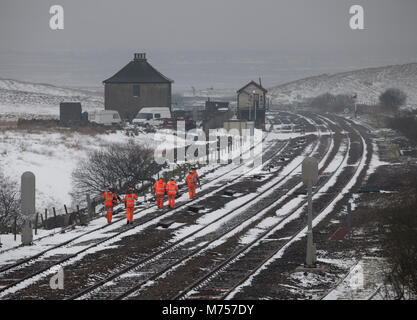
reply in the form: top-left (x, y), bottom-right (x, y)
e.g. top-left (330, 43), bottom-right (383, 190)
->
top-left (168, 195), bottom-right (176, 208)
top-left (105, 205), bottom-right (113, 223)
top-left (156, 195), bottom-right (164, 209)
top-left (188, 184), bottom-right (196, 199)
top-left (126, 206), bottom-right (134, 223)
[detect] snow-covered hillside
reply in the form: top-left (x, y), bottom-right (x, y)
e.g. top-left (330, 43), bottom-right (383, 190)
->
top-left (0, 78), bottom-right (104, 119)
top-left (269, 63), bottom-right (417, 108)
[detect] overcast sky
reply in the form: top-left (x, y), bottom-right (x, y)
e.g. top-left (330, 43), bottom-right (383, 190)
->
top-left (0, 0), bottom-right (416, 89)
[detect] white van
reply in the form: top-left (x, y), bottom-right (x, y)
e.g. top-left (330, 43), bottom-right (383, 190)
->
top-left (132, 107), bottom-right (171, 125)
top-left (88, 110), bottom-right (122, 126)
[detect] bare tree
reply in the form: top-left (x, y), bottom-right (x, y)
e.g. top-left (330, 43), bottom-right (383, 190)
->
top-left (379, 88), bottom-right (407, 112)
top-left (308, 93), bottom-right (353, 113)
top-left (0, 171), bottom-right (20, 230)
top-left (72, 141), bottom-right (164, 201)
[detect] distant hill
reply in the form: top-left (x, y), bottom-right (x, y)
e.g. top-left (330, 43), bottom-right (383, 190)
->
top-left (268, 63), bottom-right (417, 109)
top-left (0, 78), bottom-right (103, 119)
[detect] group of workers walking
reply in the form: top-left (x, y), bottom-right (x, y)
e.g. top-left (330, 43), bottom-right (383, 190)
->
top-left (101, 169), bottom-right (201, 224)
top-left (102, 187), bottom-right (137, 225)
top-left (153, 169), bottom-right (200, 208)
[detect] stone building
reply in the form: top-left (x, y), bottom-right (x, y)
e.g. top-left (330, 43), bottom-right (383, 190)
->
top-left (237, 80), bottom-right (267, 129)
top-left (103, 53), bottom-right (173, 120)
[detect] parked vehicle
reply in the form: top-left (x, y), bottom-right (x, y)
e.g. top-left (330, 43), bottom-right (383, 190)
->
top-left (88, 110), bottom-right (122, 126)
top-left (132, 107), bottom-right (171, 126)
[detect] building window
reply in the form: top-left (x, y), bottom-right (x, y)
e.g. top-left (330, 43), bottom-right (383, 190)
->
top-left (133, 85), bottom-right (140, 97)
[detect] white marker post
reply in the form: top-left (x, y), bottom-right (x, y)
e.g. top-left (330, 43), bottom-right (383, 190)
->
top-left (21, 171), bottom-right (35, 245)
top-left (302, 157), bottom-right (318, 267)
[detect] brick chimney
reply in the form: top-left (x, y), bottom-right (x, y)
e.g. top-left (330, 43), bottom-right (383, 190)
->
top-left (133, 53), bottom-right (147, 61)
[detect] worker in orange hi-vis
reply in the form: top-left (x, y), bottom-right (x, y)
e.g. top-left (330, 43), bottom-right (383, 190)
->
top-left (165, 178), bottom-right (179, 209)
top-left (153, 178), bottom-right (166, 209)
top-left (192, 168), bottom-right (201, 191)
top-left (185, 171), bottom-right (196, 199)
top-left (102, 187), bottom-right (117, 224)
top-left (124, 187), bottom-right (138, 224)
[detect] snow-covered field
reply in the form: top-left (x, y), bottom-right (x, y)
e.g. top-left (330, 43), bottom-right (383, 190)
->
top-left (0, 78), bottom-right (104, 119)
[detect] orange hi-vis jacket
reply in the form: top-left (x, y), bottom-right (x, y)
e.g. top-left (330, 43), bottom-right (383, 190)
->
top-left (192, 171), bottom-right (199, 184)
top-left (166, 180), bottom-right (179, 196)
top-left (102, 191), bottom-right (115, 207)
top-left (153, 180), bottom-right (166, 196)
top-left (186, 173), bottom-right (195, 187)
top-left (125, 193), bottom-right (138, 208)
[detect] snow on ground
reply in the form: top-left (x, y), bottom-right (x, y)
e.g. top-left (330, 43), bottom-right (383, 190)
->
top-left (365, 142), bottom-right (390, 180)
top-left (225, 131), bottom-right (361, 299)
top-left (323, 257), bottom-right (388, 300)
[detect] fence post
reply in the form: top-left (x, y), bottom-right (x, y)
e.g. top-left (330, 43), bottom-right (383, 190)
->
top-left (40, 214), bottom-right (44, 229)
top-left (35, 212), bottom-right (39, 235)
top-left (77, 205), bottom-right (80, 225)
top-left (44, 209), bottom-right (48, 228)
top-left (86, 194), bottom-right (91, 222)
top-left (14, 216), bottom-right (17, 241)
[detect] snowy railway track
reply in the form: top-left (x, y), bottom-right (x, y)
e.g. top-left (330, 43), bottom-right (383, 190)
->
top-left (64, 116), bottom-right (333, 300)
top-left (218, 117), bottom-right (370, 300)
top-left (126, 115), bottom-right (353, 300)
top-left (0, 112), bottom-right (310, 299)
top-left (112, 114), bottom-right (359, 300)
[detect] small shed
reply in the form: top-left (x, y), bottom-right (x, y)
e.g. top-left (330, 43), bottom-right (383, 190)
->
top-left (203, 100), bottom-right (232, 132)
top-left (60, 103), bottom-right (82, 121)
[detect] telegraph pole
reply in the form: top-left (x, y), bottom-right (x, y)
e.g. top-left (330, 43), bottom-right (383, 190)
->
top-left (352, 93), bottom-right (358, 119)
top-left (306, 180), bottom-right (314, 266)
top-left (302, 157), bottom-right (318, 267)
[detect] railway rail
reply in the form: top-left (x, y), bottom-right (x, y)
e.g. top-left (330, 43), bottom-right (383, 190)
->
top-left (63, 115), bottom-right (334, 300)
top-left (0, 112), bottom-right (314, 298)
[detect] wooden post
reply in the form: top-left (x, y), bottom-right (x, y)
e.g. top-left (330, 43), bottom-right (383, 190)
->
top-left (14, 216), bottom-right (17, 241)
top-left (35, 212), bottom-right (39, 235)
top-left (64, 205), bottom-right (69, 226)
top-left (40, 214), bottom-right (44, 228)
top-left (44, 209), bottom-right (48, 227)
top-left (53, 207), bottom-right (57, 219)
top-left (86, 194), bottom-right (91, 222)
top-left (77, 205), bottom-right (80, 225)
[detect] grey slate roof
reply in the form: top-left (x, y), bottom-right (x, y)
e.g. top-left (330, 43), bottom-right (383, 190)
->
top-left (103, 58), bottom-right (173, 84)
